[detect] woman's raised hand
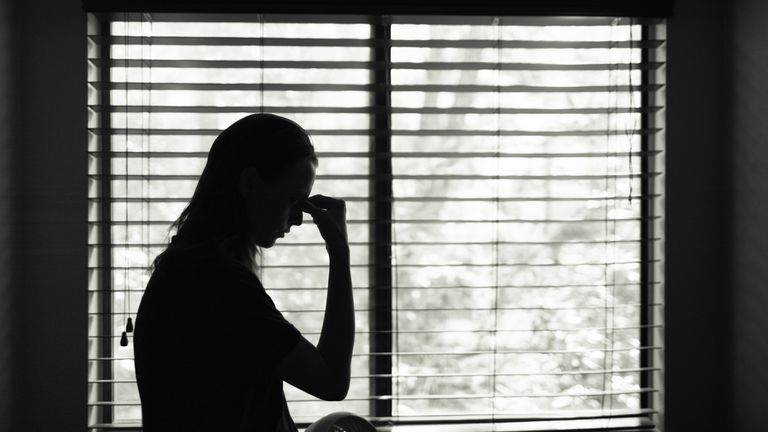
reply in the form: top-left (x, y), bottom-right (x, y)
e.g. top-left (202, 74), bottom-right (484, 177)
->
top-left (276, 194), bottom-right (354, 401)
top-left (298, 195), bottom-right (348, 255)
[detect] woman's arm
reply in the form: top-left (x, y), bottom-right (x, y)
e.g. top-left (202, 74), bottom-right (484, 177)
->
top-left (315, 245), bottom-right (354, 398)
top-left (273, 195), bottom-right (355, 401)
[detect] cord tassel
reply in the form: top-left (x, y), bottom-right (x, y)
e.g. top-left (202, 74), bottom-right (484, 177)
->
top-left (126, 317), bottom-right (133, 333)
top-left (120, 331), bottom-right (129, 347)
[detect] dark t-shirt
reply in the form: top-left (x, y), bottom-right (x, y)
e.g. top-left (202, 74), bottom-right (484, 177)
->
top-left (133, 239), bottom-right (302, 432)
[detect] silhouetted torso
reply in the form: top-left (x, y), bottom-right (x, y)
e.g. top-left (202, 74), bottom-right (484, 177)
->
top-left (133, 238), bottom-right (301, 432)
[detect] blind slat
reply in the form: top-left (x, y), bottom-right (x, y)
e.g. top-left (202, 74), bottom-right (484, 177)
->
top-left (88, 127), bottom-right (664, 136)
top-left (89, 81), bottom-right (663, 93)
top-left (87, 217), bottom-right (658, 224)
top-left (88, 344), bottom-right (662, 352)
top-left (88, 58), bottom-right (665, 70)
top-left (86, 195), bottom-right (661, 204)
top-left (87, 387), bottom-right (658, 406)
top-left (88, 327), bottom-right (664, 343)
top-left (89, 105), bottom-right (664, 114)
top-left (89, 283), bottom-right (662, 292)
top-left (89, 330), bottom-right (664, 345)
top-left (93, 303), bottom-right (662, 315)
top-left (89, 367), bottom-right (661, 382)
top-left (88, 260), bottom-right (659, 270)
top-left (90, 35), bottom-right (667, 49)
top-left (88, 240), bottom-right (662, 247)
top-left (88, 14), bottom-right (667, 25)
top-left (89, 150), bottom-right (662, 158)
top-left (89, 174), bottom-right (659, 181)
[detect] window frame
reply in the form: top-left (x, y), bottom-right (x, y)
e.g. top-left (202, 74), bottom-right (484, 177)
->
top-left (87, 11), bottom-right (665, 431)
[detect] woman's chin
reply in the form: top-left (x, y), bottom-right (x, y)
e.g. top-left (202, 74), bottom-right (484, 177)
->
top-left (256, 235), bottom-right (279, 248)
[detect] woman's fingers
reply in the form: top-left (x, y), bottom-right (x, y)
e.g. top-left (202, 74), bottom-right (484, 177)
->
top-left (300, 195), bottom-right (346, 218)
top-left (307, 194), bottom-right (345, 211)
top-left (298, 199), bottom-right (322, 216)
top-left (298, 195), bottom-right (338, 211)
top-left (297, 195), bottom-right (348, 250)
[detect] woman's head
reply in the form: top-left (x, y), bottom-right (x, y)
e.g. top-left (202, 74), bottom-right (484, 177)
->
top-left (157, 113), bottom-right (318, 271)
top-left (239, 156), bottom-right (315, 247)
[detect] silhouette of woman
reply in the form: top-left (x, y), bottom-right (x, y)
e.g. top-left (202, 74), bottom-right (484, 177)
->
top-left (133, 113), bottom-right (355, 432)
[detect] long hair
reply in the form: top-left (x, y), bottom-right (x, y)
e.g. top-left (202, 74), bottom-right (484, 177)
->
top-left (151, 113), bottom-right (318, 274)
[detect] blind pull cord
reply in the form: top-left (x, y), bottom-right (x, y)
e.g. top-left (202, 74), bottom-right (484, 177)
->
top-left (122, 11), bottom-right (152, 345)
top-left (120, 12), bottom-right (131, 347)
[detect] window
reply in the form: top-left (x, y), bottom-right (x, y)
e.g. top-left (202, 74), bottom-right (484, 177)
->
top-left (87, 11), bottom-right (665, 431)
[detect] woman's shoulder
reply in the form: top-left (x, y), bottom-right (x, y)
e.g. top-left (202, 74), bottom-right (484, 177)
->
top-left (155, 240), bottom-right (210, 270)
top-left (177, 239), bottom-right (263, 281)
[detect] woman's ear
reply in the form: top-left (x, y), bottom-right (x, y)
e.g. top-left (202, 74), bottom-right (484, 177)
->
top-left (239, 166), bottom-right (266, 199)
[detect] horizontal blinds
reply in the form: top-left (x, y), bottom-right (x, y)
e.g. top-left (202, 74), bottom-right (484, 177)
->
top-left (86, 12), bottom-right (665, 431)
top-left (386, 16), bottom-right (663, 427)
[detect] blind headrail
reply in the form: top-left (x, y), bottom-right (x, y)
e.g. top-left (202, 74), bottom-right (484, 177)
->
top-left (82, 3), bottom-right (674, 18)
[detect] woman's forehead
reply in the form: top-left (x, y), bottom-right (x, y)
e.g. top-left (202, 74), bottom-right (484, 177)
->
top-left (277, 159), bottom-right (316, 194)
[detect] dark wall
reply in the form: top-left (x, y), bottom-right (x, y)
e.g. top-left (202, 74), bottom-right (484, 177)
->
top-left (665, 0), bottom-right (732, 430)
top-left (4, 0), bottom-right (766, 431)
top-left (729, 0), bottom-right (768, 429)
top-left (0, 0), bottom-right (16, 430)
top-left (9, 0), bottom-right (89, 431)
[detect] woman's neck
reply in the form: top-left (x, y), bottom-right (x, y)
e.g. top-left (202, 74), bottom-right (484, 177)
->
top-left (215, 235), bottom-right (256, 273)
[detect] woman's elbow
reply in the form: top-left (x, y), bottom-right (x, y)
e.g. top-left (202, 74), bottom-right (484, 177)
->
top-left (322, 390), bottom-right (346, 402)
top-left (322, 377), bottom-right (350, 401)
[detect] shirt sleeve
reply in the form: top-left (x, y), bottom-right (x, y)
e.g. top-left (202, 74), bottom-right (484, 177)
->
top-left (209, 259), bottom-right (303, 372)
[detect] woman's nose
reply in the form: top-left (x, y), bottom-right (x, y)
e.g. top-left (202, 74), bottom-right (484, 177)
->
top-left (288, 206), bottom-right (303, 227)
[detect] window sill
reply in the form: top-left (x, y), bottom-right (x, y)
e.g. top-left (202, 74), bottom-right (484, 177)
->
top-left (91, 417), bottom-right (655, 432)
